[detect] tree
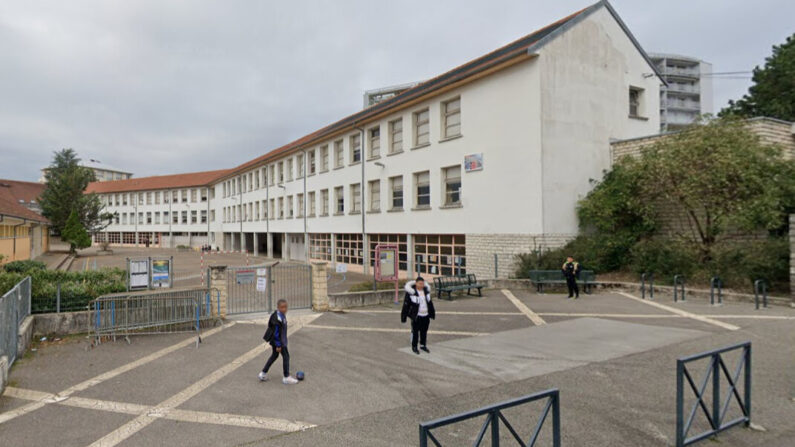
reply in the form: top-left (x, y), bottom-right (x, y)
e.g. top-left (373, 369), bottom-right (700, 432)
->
top-left (39, 149), bottom-right (112, 234)
top-left (61, 209), bottom-right (92, 253)
top-left (720, 34), bottom-right (795, 121)
top-left (637, 118), bottom-right (795, 261)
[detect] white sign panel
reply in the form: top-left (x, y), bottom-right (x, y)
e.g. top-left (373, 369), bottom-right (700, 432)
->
top-left (335, 263), bottom-right (348, 273)
top-left (257, 268), bottom-right (268, 277)
top-left (256, 277), bottom-right (268, 292)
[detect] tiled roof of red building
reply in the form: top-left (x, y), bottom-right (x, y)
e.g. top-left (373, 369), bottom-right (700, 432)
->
top-left (0, 179), bottom-right (48, 223)
top-left (85, 169), bottom-right (232, 194)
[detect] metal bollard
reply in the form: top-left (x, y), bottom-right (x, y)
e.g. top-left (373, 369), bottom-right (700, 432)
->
top-left (710, 277), bottom-right (723, 305)
top-left (494, 254), bottom-right (499, 279)
top-left (754, 280), bottom-right (768, 310)
top-left (56, 282), bottom-right (61, 313)
top-left (673, 275), bottom-right (685, 302)
top-left (641, 273), bottom-right (655, 300)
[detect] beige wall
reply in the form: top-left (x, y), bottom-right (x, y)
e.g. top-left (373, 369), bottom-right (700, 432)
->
top-left (0, 220), bottom-right (48, 264)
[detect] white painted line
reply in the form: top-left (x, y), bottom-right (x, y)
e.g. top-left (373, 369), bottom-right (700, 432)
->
top-left (306, 324), bottom-right (486, 337)
top-left (616, 292), bottom-right (740, 331)
top-left (0, 321), bottom-right (235, 426)
top-left (538, 312), bottom-right (681, 318)
top-left (343, 309), bottom-right (523, 316)
top-left (5, 387), bottom-right (313, 431)
top-left (88, 313), bottom-right (320, 447)
top-left (701, 315), bottom-right (795, 320)
top-left (501, 289), bottom-right (546, 326)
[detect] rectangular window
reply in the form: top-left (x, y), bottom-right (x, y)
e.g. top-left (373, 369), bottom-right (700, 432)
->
top-left (278, 162), bottom-right (284, 183)
top-left (163, 211), bottom-right (169, 223)
top-left (389, 118), bottom-right (403, 154)
top-left (191, 210), bottom-right (197, 224)
top-left (122, 213), bottom-right (127, 224)
top-left (308, 150), bottom-right (316, 174)
top-left (334, 186), bottom-right (344, 214)
top-left (321, 189), bottom-right (329, 215)
top-left (287, 196), bottom-right (294, 218)
top-left (442, 97), bottom-right (461, 138)
top-left (181, 189), bottom-right (188, 203)
top-left (269, 165), bottom-right (275, 186)
top-left (390, 176), bottom-right (403, 210)
top-left (146, 192), bottom-right (152, 205)
top-left (211, 210), bottom-right (215, 222)
top-left (297, 154), bottom-right (304, 178)
top-left (368, 126), bottom-right (380, 158)
top-left (122, 194), bottom-right (128, 206)
top-left (191, 189), bottom-right (197, 203)
top-left (308, 191), bottom-right (316, 216)
top-left (334, 140), bottom-right (344, 168)
top-left (146, 212), bottom-right (152, 224)
top-left (138, 193), bottom-right (144, 205)
top-left (350, 134), bottom-right (361, 164)
top-left (138, 212), bottom-right (144, 224)
top-left (350, 183), bottom-right (361, 213)
top-left (296, 193), bottom-right (304, 217)
top-left (414, 109), bottom-right (430, 147)
top-left (286, 159), bottom-right (293, 181)
top-left (415, 171), bottom-right (430, 208)
top-left (629, 87), bottom-right (643, 117)
top-left (320, 145), bottom-right (329, 172)
top-left (368, 180), bottom-right (380, 212)
top-left (154, 192), bottom-right (160, 205)
top-left (172, 190), bottom-right (178, 203)
top-left (443, 165), bottom-right (462, 206)
top-left (201, 188), bottom-right (208, 202)
top-left (278, 198), bottom-right (284, 219)
top-left (309, 233), bottom-right (331, 261)
top-left (201, 210), bottom-right (207, 223)
top-left (254, 171), bottom-right (260, 189)
top-left (181, 211), bottom-right (188, 224)
top-left (269, 199), bottom-right (275, 219)
top-left (172, 212), bottom-right (179, 224)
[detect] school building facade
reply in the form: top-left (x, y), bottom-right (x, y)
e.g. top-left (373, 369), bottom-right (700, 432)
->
top-left (88, 1), bottom-right (663, 278)
top-left (0, 180), bottom-right (50, 265)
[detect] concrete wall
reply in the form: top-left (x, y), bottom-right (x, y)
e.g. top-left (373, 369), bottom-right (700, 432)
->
top-left (328, 290), bottom-right (397, 310)
top-left (466, 233), bottom-right (573, 278)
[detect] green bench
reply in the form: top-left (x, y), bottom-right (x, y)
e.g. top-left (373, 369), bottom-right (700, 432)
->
top-left (527, 270), bottom-right (596, 294)
top-left (433, 274), bottom-right (484, 300)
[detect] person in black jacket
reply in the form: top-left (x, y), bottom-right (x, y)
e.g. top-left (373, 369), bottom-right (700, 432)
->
top-left (259, 299), bottom-right (299, 385)
top-left (562, 256), bottom-right (582, 298)
top-left (401, 277), bottom-right (436, 354)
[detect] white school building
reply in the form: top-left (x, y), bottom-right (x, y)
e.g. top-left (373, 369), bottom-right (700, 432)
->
top-left (87, 0), bottom-right (662, 278)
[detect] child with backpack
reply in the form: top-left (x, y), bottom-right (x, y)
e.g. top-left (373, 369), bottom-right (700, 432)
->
top-left (259, 299), bottom-right (299, 385)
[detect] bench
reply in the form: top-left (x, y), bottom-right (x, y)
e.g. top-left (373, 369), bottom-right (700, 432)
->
top-left (527, 270), bottom-right (596, 294)
top-left (433, 274), bottom-right (484, 300)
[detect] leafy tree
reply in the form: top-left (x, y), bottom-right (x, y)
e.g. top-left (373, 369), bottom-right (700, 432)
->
top-left (39, 149), bottom-right (112, 234)
top-left (721, 34), bottom-right (795, 121)
top-left (637, 118), bottom-right (794, 261)
top-left (61, 209), bottom-right (92, 253)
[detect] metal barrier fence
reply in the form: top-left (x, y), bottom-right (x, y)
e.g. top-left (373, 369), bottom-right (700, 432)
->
top-left (89, 288), bottom-right (220, 348)
top-left (676, 342), bottom-right (751, 447)
top-left (226, 263), bottom-right (312, 315)
top-left (420, 388), bottom-right (561, 447)
top-left (0, 276), bottom-right (31, 367)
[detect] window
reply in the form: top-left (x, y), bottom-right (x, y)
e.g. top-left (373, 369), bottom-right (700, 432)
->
top-left (191, 210), bottom-right (197, 224)
top-left (201, 210), bottom-right (207, 223)
top-left (146, 192), bottom-right (152, 205)
top-left (368, 180), bottom-right (380, 212)
top-left (389, 118), bottom-right (403, 154)
top-left (296, 194), bottom-right (304, 217)
top-left (308, 191), bottom-right (316, 216)
top-left (309, 233), bottom-right (331, 261)
top-left (138, 212), bottom-right (144, 224)
top-left (414, 234), bottom-right (466, 276)
top-left (442, 97), bottom-right (461, 138)
top-left (287, 196), bottom-right (294, 218)
top-left (350, 134), bottom-right (361, 164)
top-left (335, 233), bottom-right (363, 265)
top-left (201, 188), bottom-right (207, 202)
top-left (414, 171), bottom-right (430, 208)
top-left (320, 145), bottom-right (329, 171)
top-left (138, 193), bottom-right (144, 205)
top-left (334, 140), bottom-right (344, 168)
top-left (350, 183), bottom-right (361, 213)
top-left (334, 186), bottom-right (344, 214)
top-left (414, 109), bottom-right (430, 147)
top-left (443, 165), bottom-right (462, 206)
top-left (181, 189), bottom-right (188, 203)
top-left (248, 172), bottom-right (253, 190)
top-left (390, 176), bottom-right (403, 210)
top-left (297, 153), bottom-right (304, 178)
top-left (154, 192), bottom-right (160, 205)
top-left (254, 171), bottom-right (260, 189)
top-left (122, 213), bottom-right (128, 224)
top-left (172, 190), bottom-right (179, 203)
top-left (191, 189), bottom-right (197, 203)
top-left (211, 210), bottom-right (215, 222)
top-left (278, 198), bottom-right (284, 219)
top-left (269, 199), bottom-right (275, 220)
top-left (181, 211), bottom-right (188, 224)
top-left (368, 126), bottom-right (380, 158)
top-left (261, 200), bottom-right (267, 220)
top-left (146, 212), bottom-right (152, 224)
top-left (286, 159), bottom-right (293, 181)
top-left (629, 87), bottom-right (643, 117)
top-left (269, 165), bottom-right (275, 186)
top-left (261, 167), bottom-right (267, 187)
top-left (308, 150), bottom-right (316, 175)
top-left (321, 189), bottom-right (329, 215)
top-left (278, 162), bottom-right (284, 183)
top-left (163, 211), bottom-right (169, 223)
top-left (122, 194), bottom-right (128, 206)
top-left (173, 212), bottom-right (179, 224)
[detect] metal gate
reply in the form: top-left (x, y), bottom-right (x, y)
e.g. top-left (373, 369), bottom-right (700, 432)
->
top-left (226, 263), bottom-right (312, 314)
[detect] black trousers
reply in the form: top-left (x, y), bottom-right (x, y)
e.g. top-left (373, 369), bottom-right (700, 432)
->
top-left (565, 276), bottom-right (579, 297)
top-left (411, 316), bottom-right (430, 348)
top-left (262, 345), bottom-right (290, 377)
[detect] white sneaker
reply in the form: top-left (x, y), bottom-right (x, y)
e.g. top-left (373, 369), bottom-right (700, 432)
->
top-left (258, 372), bottom-right (268, 382)
top-left (282, 376), bottom-right (299, 385)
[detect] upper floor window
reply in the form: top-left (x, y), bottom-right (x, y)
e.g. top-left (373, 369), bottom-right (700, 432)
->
top-left (334, 140), bottom-right (344, 168)
top-left (297, 153), bottom-right (304, 178)
top-left (321, 189), bottom-right (329, 215)
top-left (320, 145), bottom-right (329, 172)
top-left (443, 165), bottom-right (462, 206)
top-left (308, 150), bottom-right (316, 175)
top-left (368, 126), bottom-right (380, 159)
top-left (286, 159), bottom-right (293, 181)
top-left (269, 165), bottom-right (275, 186)
top-left (442, 97), bottom-right (461, 139)
top-left (368, 180), bottom-right (380, 212)
top-left (389, 118), bottom-right (403, 154)
top-left (350, 134), bottom-right (361, 164)
top-left (629, 87), bottom-right (644, 118)
top-left (190, 189), bottom-right (197, 203)
top-left (334, 186), bottom-right (344, 214)
top-left (308, 191), bottom-right (316, 216)
top-left (350, 183), bottom-right (361, 213)
top-left (414, 109), bottom-right (430, 147)
top-left (390, 176), bottom-right (403, 210)
top-left (414, 171), bottom-right (430, 208)
top-left (181, 189), bottom-right (188, 203)
top-left (278, 161), bottom-right (284, 183)
top-left (201, 188), bottom-right (207, 202)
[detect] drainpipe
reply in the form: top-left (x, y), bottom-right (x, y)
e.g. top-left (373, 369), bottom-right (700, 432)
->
top-left (354, 124), bottom-right (368, 275)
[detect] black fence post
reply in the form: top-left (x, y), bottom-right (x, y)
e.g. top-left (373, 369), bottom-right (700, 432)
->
top-left (754, 280), bottom-right (767, 310)
top-left (744, 344), bottom-right (752, 426)
top-left (552, 391), bottom-right (561, 447)
top-left (710, 277), bottom-right (722, 305)
top-left (641, 273), bottom-right (647, 299)
top-left (676, 359), bottom-right (684, 447)
top-left (649, 273), bottom-right (654, 299)
top-left (674, 275), bottom-right (685, 302)
top-left (490, 410), bottom-right (500, 446)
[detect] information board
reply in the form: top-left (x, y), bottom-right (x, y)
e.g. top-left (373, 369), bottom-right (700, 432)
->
top-left (151, 259), bottom-right (171, 288)
top-left (129, 259), bottom-right (150, 290)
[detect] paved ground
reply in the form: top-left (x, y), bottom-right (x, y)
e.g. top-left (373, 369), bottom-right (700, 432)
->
top-left (2, 288), bottom-right (794, 446)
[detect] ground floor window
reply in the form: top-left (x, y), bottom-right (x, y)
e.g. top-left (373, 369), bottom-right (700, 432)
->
top-left (335, 233), bottom-right (363, 265)
top-left (368, 234), bottom-right (407, 271)
top-left (309, 233), bottom-right (331, 261)
top-left (413, 234), bottom-right (465, 276)
top-left (122, 232), bottom-right (136, 244)
top-left (108, 232), bottom-right (121, 244)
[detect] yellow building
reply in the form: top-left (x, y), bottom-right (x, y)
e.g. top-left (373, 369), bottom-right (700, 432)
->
top-left (0, 179), bottom-right (50, 265)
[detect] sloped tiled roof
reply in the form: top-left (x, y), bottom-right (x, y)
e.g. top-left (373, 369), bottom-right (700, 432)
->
top-left (85, 169), bottom-right (232, 194)
top-left (0, 179), bottom-right (48, 223)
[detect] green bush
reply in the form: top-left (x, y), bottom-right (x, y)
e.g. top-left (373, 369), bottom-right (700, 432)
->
top-left (3, 260), bottom-right (47, 273)
top-left (628, 239), bottom-right (699, 278)
top-left (709, 238), bottom-right (789, 290)
top-left (514, 233), bottom-right (637, 277)
top-left (0, 268), bottom-right (127, 312)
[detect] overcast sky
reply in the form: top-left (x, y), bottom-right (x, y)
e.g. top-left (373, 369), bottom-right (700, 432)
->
top-left (1, 0), bottom-right (792, 181)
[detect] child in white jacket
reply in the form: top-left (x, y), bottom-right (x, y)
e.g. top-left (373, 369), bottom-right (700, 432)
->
top-left (400, 277), bottom-right (436, 354)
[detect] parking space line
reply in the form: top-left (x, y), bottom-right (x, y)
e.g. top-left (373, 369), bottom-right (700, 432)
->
top-left (501, 289), bottom-right (546, 326)
top-left (0, 322), bottom-right (235, 426)
top-left (538, 313), bottom-right (680, 318)
top-left (343, 310), bottom-right (523, 316)
top-left (306, 324), bottom-right (486, 337)
top-left (88, 313), bottom-right (320, 447)
top-left (616, 292), bottom-right (740, 331)
top-left (5, 387), bottom-right (313, 431)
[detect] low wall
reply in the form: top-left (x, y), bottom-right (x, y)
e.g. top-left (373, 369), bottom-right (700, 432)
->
top-left (17, 316), bottom-right (33, 356)
top-left (328, 290), bottom-right (399, 310)
top-left (0, 355), bottom-right (8, 397)
top-left (33, 311), bottom-right (90, 336)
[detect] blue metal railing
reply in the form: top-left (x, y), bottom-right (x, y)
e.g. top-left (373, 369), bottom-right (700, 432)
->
top-left (419, 388), bottom-right (560, 447)
top-left (676, 342), bottom-right (751, 447)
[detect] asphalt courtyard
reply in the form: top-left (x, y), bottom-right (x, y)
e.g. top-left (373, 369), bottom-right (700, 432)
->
top-left (1, 288), bottom-right (794, 446)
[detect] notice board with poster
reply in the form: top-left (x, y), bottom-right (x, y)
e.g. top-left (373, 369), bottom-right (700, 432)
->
top-left (151, 258), bottom-right (172, 288)
top-left (128, 258), bottom-right (150, 290)
top-left (464, 153), bottom-right (483, 172)
top-left (375, 244), bottom-right (400, 304)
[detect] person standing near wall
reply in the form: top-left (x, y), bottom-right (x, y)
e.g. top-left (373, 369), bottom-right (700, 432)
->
top-left (401, 277), bottom-right (435, 354)
top-left (562, 256), bottom-right (581, 299)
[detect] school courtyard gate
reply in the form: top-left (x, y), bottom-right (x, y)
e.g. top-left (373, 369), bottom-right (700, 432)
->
top-left (226, 263), bottom-right (312, 314)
